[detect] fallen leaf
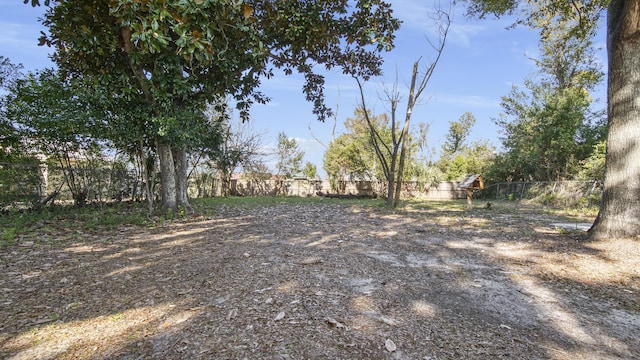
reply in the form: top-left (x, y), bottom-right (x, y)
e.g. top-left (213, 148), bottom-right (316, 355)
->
top-left (33, 318), bottom-right (56, 325)
top-left (379, 316), bottom-right (398, 327)
top-left (65, 302), bottom-right (81, 310)
top-left (325, 317), bottom-right (346, 329)
top-left (385, 338), bottom-right (396, 352)
top-left (226, 308), bottom-right (237, 320)
top-left (300, 257), bottom-right (322, 265)
top-left (274, 311), bottom-right (285, 321)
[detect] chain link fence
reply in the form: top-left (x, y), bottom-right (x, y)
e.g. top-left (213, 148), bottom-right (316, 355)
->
top-left (478, 181), bottom-right (602, 208)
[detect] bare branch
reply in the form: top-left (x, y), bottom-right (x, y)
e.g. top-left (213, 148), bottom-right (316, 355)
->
top-left (352, 1), bottom-right (452, 206)
top-left (307, 90), bottom-right (342, 150)
top-left (307, 123), bottom-right (327, 150)
top-left (414, 7), bottom-right (451, 104)
top-left (355, 76), bottom-right (391, 180)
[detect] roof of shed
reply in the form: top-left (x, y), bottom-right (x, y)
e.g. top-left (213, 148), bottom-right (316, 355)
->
top-left (458, 174), bottom-right (483, 189)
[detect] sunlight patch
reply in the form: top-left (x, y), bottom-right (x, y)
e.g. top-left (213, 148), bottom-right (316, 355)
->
top-left (105, 265), bottom-right (145, 277)
top-left (4, 303), bottom-right (185, 360)
top-left (515, 276), bottom-right (596, 345)
top-left (65, 245), bottom-right (112, 254)
top-left (411, 300), bottom-right (437, 317)
top-left (276, 280), bottom-right (299, 293)
top-left (305, 235), bottom-right (339, 247)
top-left (351, 295), bottom-right (379, 313)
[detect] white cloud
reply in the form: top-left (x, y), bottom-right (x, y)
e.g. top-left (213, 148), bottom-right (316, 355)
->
top-left (391, 0), bottom-right (488, 48)
top-left (433, 93), bottom-right (500, 108)
top-left (0, 21), bottom-right (43, 47)
top-left (259, 74), bottom-right (304, 92)
top-left (0, 19), bottom-right (54, 70)
top-left (447, 22), bottom-right (486, 48)
top-left (0, 22), bottom-right (21, 44)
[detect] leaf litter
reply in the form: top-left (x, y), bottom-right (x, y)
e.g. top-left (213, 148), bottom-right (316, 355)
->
top-left (0, 201), bottom-right (639, 359)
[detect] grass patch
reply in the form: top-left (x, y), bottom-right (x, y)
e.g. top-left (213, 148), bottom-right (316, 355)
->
top-left (1, 227), bottom-right (17, 247)
top-left (0, 202), bottom-right (151, 248)
top-left (545, 205), bottom-right (599, 219)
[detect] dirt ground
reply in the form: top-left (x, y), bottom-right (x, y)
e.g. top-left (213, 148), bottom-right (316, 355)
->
top-left (1, 200), bottom-right (639, 359)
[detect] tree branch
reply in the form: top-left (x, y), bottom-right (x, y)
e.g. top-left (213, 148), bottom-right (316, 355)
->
top-left (355, 76), bottom-right (391, 180)
top-left (120, 27), bottom-right (153, 103)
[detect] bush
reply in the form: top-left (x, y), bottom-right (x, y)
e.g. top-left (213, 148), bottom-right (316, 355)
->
top-left (0, 161), bottom-right (43, 209)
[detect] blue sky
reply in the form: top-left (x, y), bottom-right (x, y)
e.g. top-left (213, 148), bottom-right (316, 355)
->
top-left (0, 1), bottom-right (607, 177)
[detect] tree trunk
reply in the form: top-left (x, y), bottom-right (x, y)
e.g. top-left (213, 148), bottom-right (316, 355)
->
top-left (157, 142), bottom-right (177, 211)
top-left (38, 161), bottom-right (48, 203)
top-left (393, 144), bottom-right (406, 207)
top-left (386, 155), bottom-right (397, 207)
top-left (140, 142), bottom-right (155, 214)
top-left (393, 61), bottom-right (420, 207)
top-left (590, 0), bottom-right (640, 239)
top-left (221, 173), bottom-right (231, 197)
top-left (173, 146), bottom-right (193, 213)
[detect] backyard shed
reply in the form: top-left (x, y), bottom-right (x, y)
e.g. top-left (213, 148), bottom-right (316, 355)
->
top-left (458, 174), bottom-right (485, 208)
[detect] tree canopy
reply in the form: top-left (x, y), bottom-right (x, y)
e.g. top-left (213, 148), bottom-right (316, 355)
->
top-left (276, 132), bottom-right (304, 178)
top-left (31, 0), bottom-right (400, 120)
top-left (437, 113), bottom-right (495, 181)
top-left (323, 108), bottom-right (390, 185)
top-left (442, 112), bottom-right (476, 158)
top-left (490, 14), bottom-right (606, 182)
top-left (28, 0), bottom-right (400, 211)
top-left (464, 0), bottom-right (640, 239)
top-left (0, 57), bottom-right (25, 159)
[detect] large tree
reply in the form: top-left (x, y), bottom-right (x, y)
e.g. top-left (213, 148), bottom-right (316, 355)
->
top-left (465, 0), bottom-right (640, 240)
top-left (493, 6), bottom-right (605, 182)
top-left (0, 57), bottom-right (25, 159)
top-left (8, 69), bottom-right (105, 206)
top-left (323, 108), bottom-right (390, 188)
top-left (594, 1), bottom-right (640, 239)
top-left (276, 132), bottom-right (304, 179)
top-left (27, 0), bottom-right (400, 212)
top-left (205, 105), bottom-right (265, 197)
top-left (437, 113), bottom-right (495, 181)
top-left (442, 112), bottom-right (476, 158)
top-left (356, 5), bottom-right (450, 207)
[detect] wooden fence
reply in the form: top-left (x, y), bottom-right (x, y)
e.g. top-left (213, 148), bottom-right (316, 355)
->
top-left (227, 178), bottom-right (468, 200)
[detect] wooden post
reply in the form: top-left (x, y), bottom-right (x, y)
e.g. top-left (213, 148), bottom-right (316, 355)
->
top-left (467, 189), bottom-right (473, 209)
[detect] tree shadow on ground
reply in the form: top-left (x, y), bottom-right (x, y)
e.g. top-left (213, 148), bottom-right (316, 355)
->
top-left (0, 200), bottom-right (638, 359)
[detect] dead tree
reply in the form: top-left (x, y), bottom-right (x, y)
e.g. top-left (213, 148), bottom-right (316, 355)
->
top-left (355, 4), bottom-right (451, 207)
